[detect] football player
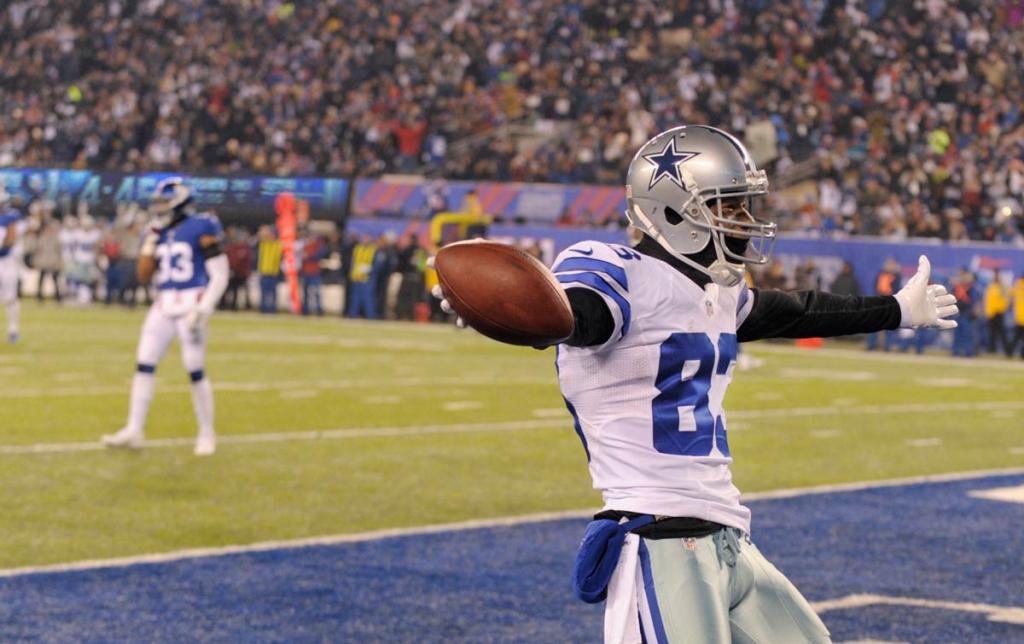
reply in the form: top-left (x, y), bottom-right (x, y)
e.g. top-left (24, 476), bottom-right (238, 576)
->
top-left (102, 178), bottom-right (229, 456)
top-left (69, 212), bottom-right (101, 305)
top-left (58, 214), bottom-right (79, 302)
top-left (434, 125), bottom-right (958, 644)
top-left (0, 190), bottom-right (23, 343)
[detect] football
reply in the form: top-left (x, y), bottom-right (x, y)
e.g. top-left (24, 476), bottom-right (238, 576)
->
top-left (433, 240), bottom-right (575, 347)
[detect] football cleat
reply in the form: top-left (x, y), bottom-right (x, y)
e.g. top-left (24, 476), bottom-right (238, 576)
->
top-left (101, 428), bottom-right (145, 450)
top-left (194, 436), bottom-right (216, 456)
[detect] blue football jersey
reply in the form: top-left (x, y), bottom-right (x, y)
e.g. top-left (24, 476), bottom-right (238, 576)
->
top-left (153, 212), bottom-right (224, 291)
top-left (0, 207), bottom-right (22, 258)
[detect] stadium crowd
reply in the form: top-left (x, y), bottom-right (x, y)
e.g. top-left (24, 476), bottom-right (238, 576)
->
top-left (2, 0), bottom-right (1023, 243)
top-left (3, 0), bottom-right (1024, 356)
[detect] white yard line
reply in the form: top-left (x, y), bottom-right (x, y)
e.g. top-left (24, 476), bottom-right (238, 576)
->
top-left (0, 375), bottom-right (556, 398)
top-left (0, 419), bottom-right (570, 454)
top-left (727, 400), bottom-right (1024, 420)
top-left (1, 400), bottom-right (1021, 453)
top-left (0, 467), bottom-right (1022, 579)
top-left (750, 342), bottom-right (1024, 371)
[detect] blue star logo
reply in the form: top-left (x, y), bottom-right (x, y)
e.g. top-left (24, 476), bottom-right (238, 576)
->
top-left (642, 138), bottom-right (700, 189)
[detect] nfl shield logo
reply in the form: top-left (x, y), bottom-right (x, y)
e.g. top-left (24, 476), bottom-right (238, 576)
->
top-left (684, 538), bottom-right (697, 551)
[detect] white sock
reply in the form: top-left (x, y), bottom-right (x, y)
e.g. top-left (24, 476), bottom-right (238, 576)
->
top-left (127, 372), bottom-right (155, 435)
top-left (6, 299), bottom-right (18, 336)
top-left (190, 377), bottom-right (215, 440)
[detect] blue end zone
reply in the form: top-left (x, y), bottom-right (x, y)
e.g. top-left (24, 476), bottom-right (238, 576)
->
top-left (1, 473), bottom-right (1022, 643)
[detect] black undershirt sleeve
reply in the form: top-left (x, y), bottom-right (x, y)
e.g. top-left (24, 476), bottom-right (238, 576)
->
top-left (564, 287), bottom-right (616, 347)
top-left (738, 289), bottom-right (902, 342)
top-left (201, 240), bottom-right (223, 259)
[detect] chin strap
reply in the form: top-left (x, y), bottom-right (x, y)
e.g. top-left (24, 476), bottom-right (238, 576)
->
top-left (706, 260), bottom-right (745, 286)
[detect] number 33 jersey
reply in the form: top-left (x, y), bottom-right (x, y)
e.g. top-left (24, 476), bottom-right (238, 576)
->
top-left (153, 213), bottom-right (224, 316)
top-left (553, 241), bottom-right (755, 533)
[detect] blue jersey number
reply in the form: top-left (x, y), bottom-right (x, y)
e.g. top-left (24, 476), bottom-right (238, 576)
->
top-left (652, 332), bottom-right (736, 457)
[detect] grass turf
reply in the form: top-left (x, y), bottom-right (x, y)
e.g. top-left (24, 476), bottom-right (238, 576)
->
top-left (1, 302), bottom-right (1021, 568)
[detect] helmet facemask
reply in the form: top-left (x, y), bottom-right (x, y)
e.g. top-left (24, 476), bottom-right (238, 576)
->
top-left (625, 126), bottom-right (777, 286)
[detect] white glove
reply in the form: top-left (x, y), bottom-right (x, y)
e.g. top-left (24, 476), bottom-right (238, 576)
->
top-left (184, 307), bottom-right (212, 344)
top-left (425, 256), bottom-right (465, 328)
top-left (431, 284), bottom-right (466, 328)
top-left (894, 255), bottom-right (958, 329)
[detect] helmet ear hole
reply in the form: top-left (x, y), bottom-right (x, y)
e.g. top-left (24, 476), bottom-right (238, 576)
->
top-left (664, 207), bottom-right (684, 226)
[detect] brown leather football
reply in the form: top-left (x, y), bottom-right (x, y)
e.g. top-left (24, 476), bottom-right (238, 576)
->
top-left (433, 240), bottom-right (574, 346)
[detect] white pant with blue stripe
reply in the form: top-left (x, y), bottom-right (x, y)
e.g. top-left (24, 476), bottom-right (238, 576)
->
top-left (608, 529), bottom-right (832, 644)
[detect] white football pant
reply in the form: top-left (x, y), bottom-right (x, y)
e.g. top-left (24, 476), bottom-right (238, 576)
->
top-left (125, 302), bottom-right (214, 441)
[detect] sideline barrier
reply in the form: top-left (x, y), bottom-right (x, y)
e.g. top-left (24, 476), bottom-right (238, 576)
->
top-left (0, 168), bottom-right (349, 223)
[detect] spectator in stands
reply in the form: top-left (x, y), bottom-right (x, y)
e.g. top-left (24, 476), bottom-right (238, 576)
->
top-left (1010, 272), bottom-right (1024, 359)
top-left (346, 233), bottom-right (379, 320)
top-left (793, 259), bottom-right (821, 291)
top-left (1, 0), bottom-right (1023, 247)
top-left (255, 225), bottom-right (282, 314)
top-left (374, 231), bottom-right (399, 320)
top-left (394, 235), bottom-right (427, 321)
top-left (335, 232), bottom-right (358, 317)
top-left (758, 261), bottom-right (790, 290)
top-left (100, 223), bottom-right (124, 305)
top-left (32, 220), bottom-right (63, 303)
top-left (222, 227), bottom-right (254, 311)
top-left (299, 230), bottom-right (327, 316)
top-left (390, 106), bottom-right (429, 174)
top-left (866, 258), bottom-right (901, 352)
top-left (829, 261), bottom-right (862, 298)
top-left (983, 269), bottom-right (1012, 356)
top-left (118, 218), bottom-right (145, 307)
top-left (951, 268), bottom-right (981, 358)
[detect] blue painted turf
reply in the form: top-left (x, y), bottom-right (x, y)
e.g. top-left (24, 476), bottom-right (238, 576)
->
top-left (1, 473), bottom-right (1022, 643)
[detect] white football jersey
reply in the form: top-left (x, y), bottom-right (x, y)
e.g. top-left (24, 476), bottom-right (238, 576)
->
top-left (553, 241), bottom-right (756, 533)
top-left (72, 227), bottom-right (101, 264)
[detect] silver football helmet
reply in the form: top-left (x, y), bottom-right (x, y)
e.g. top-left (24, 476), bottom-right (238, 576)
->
top-left (625, 125), bottom-right (776, 286)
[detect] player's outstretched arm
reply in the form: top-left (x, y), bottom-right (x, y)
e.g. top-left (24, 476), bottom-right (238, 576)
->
top-left (894, 255), bottom-right (958, 329)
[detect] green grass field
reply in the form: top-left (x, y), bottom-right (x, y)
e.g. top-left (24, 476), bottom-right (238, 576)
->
top-left (2, 302), bottom-right (1022, 570)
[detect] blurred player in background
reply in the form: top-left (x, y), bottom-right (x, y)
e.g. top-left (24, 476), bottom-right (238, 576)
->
top-left (434, 125), bottom-right (959, 644)
top-left (58, 214), bottom-right (78, 301)
top-left (70, 210), bottom-right (101, 305)
top-left (102, 178), bottom-right (229, 456)
top-left (0, 190), bottom-right (24, 343)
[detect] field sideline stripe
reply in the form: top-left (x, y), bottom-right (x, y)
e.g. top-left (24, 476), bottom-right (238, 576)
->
top-left (1, 467), bottom-right (1022, 580)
